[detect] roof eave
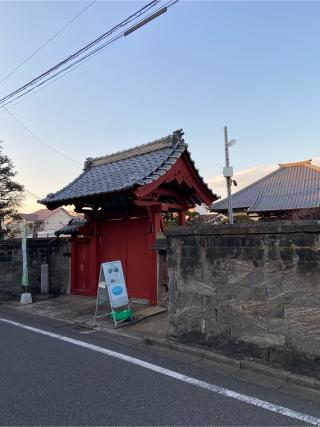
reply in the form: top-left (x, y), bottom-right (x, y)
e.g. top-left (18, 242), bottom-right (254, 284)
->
top-left (39, 184), bottom-right (138, 209)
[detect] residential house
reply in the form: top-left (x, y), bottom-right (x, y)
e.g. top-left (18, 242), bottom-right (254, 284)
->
top-left (8, 208), bottom-right (75, 238)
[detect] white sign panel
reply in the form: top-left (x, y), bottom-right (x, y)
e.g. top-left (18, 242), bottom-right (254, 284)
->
top-left (102, 261), bottom-right (129, 309)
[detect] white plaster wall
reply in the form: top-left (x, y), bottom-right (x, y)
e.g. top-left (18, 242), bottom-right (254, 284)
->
top-left (43, 209), bottom-right (73, 232)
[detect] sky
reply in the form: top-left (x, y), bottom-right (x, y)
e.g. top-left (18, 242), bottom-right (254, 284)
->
top-left (0, 0), bottom-right (319, 212)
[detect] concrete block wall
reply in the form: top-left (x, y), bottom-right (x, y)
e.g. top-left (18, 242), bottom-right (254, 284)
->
top-left (0, 238), bottom-right (70, 299)
top-left (166, 221), bottom-right (320, 375)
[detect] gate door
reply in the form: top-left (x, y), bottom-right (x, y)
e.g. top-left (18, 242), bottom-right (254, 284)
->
top-left (98, 217), bottom-right (157, 304)
top-left (71, 238), bottom-right (93, 295)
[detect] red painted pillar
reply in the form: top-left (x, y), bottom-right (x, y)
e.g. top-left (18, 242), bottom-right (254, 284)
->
top-left (70, 237), bottom-right (77, 294)
top-left (89, 222), bottom-right (98, 295)
top-left (178, 210), bottom-right (186, 226)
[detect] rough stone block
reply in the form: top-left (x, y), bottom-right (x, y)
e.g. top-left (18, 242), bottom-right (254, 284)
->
top-left (286, 233), bottom-right (316, 248)
top-left (252, 286), bottom-right (267, 302)
top-left (205, 319), bottom-right (231, 346)
top-left (279, 246), bottom-right (299, 262)
top-left (182, 279), bottom-right (217, 296)
top-left (205, 318), bottom-right (229, 335)
top-left (216, 305), bottom-right (230, 323)
top-left (230, 309), bottom-right (268, 340)
top-left (181, 246), bottom-right (200, 258)
top-left (239, 333), bottom-right (286, 347)
top-left (296, 248), bottom-right (320, 262)
top-left (206, 247), bottom-right (224, 260)
top-left (201, 294), bottom-right (219, 310)
top-left (167, 255), bottom-right (179, 269)
top-left (176, 291), bottom-right (203, 311)
top-left (167, 222), bottom-right (320, 370)
top-left (298, 261), bottom-right (319, 274)
top-left (0, 238), bottom-right (70, 300)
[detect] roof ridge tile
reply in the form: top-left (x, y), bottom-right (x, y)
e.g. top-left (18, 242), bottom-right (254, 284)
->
top-left (40, 129), bottom-right (216, 206)
top-left (84, 131), bottom-right (184, 170)
top-left (279, 159), bottom-right (312, 168)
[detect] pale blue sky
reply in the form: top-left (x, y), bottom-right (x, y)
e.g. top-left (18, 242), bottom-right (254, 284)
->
top-left (0, 0), bottom-right (319, 211)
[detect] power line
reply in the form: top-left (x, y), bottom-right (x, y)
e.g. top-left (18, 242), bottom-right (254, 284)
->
top-left (0, 36), bottom-right (124, 113)
top-left (0, 0), bottom-right (179, 108)
top-left (25, 189), bottom-right (42, 200)
top-left (1, 0), bottom-right (178, 170)
top-left (4, 107), bottom-right (82, 165)
top-left (0, 0), bottom-right (160, 106)
top-left (0, 0), bottom-right (97, 86)
top-left (0, 35), bottom-right (123, 113)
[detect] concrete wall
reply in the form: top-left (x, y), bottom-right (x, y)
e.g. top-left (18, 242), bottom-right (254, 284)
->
top-left (167, 221), bottom-right (320, 375)
top-left (0, 238), bottom-right (71, 299)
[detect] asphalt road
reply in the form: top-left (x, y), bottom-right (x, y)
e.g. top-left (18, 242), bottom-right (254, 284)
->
top-left (1, 306), bottom-right (320, 426)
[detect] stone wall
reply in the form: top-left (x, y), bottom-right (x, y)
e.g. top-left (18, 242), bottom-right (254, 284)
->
top-left (0, 238), bottom-right (70, 299)
top-left (166, 221), bottom-right (320, 375)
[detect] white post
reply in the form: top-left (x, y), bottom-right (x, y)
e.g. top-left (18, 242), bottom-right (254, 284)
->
top-left (224, 126), bottom-right (234, 224)
top-left (20, 220), bottom-right (32, 304)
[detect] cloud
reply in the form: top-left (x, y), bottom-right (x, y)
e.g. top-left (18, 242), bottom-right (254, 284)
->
top-left (207, 157), bottom-right (320, 199)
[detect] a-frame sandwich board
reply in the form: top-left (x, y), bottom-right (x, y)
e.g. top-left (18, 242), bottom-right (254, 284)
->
top-left (95, 260), bottom-right (132, 327)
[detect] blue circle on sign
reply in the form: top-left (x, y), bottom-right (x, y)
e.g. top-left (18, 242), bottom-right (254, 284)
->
top-left (112, 286), bottom-right (123, 296)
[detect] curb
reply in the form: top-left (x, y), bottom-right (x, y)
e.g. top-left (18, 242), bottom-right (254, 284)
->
top-left (5, 303), bottom-right (320, 393)
top-left (144, 337), bottom-right (320, 392)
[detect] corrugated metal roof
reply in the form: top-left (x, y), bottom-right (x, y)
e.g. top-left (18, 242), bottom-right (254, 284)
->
top-left (40, 130), bottom-right (214, 206)
top-left (211, 160), bottom-right (320, 212)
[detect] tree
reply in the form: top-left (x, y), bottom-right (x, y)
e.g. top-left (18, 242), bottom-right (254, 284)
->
top-left (0, 142), bottom-right (24, 238)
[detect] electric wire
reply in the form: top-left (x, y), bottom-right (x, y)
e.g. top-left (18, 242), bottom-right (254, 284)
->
top-left (25, 189), bottom-right (42, 200)
top-left (0, 35), bottom-right (124, 113)
top-left (0, 0), bottom-right (97, 85)
top-left (4, 107), bottom-right (81, 165)
top-left (1, 0), bottom-right (178, 171)
top-left (0, 0), bottom-right (161, 106)
top-left (1, 32), bottom-right (124, 109)
top-left (1, 0), bottom-right (179, 209)
top-left (0, 0), bottom-right (161, 107)
top-left (0, 0), bottom-right (179, 109)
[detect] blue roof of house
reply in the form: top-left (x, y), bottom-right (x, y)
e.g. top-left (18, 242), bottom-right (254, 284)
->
top-left (40, 130), bottom-right (214, 206)
top-left (212, 160), bottom-right (320, 212)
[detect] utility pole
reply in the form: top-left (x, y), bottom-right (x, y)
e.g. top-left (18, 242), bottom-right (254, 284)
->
top-left (223, 126), bottom-right (236, 224)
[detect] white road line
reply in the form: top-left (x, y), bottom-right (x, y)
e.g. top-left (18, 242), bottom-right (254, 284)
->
top-left (1, 316), bottom-right (319, 426)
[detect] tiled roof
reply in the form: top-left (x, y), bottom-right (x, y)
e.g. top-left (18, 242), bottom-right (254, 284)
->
top-left (187, 213), bottom-right (226, 225)
top-left (20, 208), bottom-right (73, 222)
top-left (40, 130), bottom-right (214, 206)
top-left (55, 218), bottom-right (88, 236)
top-left (211, 160), bottom-right (320, 213)
top-left (20, 213), bottom-right (38, 222)
top-left (33, 208), bottom-right (57, 221)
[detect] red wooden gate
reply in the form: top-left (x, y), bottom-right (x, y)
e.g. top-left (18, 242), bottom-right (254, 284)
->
top-left (71, 238), bottom-right (92, 295)
top-left (71, 216), bottom-right (158, 303)
top-left (97, 217), bottom-right (157, 304)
